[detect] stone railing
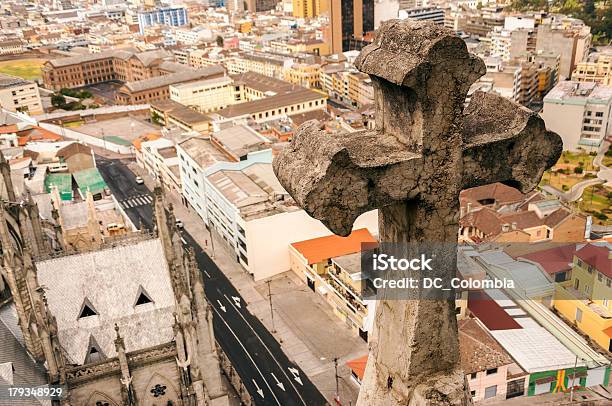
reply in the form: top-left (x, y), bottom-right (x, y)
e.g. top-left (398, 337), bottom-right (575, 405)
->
top-left (66, 358), bottom-right (121, 385)
top-left (34, 230), bottom-right (156, 261)
top-left (216, 343), bottom-right (254, 405)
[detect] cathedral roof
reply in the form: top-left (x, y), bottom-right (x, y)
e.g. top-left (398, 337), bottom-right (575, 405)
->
top-left (36, 238), bottom-right (176, 365)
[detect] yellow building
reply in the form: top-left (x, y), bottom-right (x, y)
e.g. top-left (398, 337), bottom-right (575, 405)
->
top-left (572, 51), bottom-right (612, 85)
top-left (292, 0), bottom-right (325, 18)
top-left (553, 244), bottom-right (612, 351)
top-left (283, 63), bottom-right (321, 88)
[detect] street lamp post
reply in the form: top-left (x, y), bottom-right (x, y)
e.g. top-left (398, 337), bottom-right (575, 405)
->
top-left (267, 280), bottom-right (276, 333)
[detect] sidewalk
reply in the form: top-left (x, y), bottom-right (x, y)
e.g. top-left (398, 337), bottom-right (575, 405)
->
top-left (127, 161), bottom-right (366, 405)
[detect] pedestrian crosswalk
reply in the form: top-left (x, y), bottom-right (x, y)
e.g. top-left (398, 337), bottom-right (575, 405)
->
top-left (119, 194), bottom-right (153, 209)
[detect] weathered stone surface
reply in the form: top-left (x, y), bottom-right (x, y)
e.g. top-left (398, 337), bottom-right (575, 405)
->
top-left (273, 19), bottom-right (562, 406)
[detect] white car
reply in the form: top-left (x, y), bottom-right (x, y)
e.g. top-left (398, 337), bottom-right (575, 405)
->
top-left (175, 219), bottom-right (184, 229)
top-left (135, 176), bottom-right (144, 185)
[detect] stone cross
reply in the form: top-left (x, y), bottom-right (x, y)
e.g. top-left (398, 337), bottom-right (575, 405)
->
top-left (273, 20), bottom-right (562, 405)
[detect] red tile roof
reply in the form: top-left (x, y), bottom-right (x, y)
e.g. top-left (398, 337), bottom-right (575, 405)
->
top-left (520, 244), bottom-right (576, 275)
top-left (290, 228), bottom-right (377, 265)
top-left (603, 326), bottom-right (612, 338)
top-left (468, 290), bottom-right (522, 331)
top-left (0, 124), bottom-right (18, 134)
top-left (575, 244), bottom-right (611, 278)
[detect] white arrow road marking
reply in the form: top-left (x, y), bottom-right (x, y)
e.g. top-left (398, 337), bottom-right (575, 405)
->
top-left (209, 305), bottom-right (281, 405)
top-left (271, 373), bottom-right (285, 391)
top-left (288, 367), bottom-right (303, 385)
top-left (180, 238), bottom-right (187, 245)
top-left (203, 270), bottom-right (211, 278)
top-left (225, 296), bottom-right (308, 405)
top-left (217, 300), bottom-right (226, 312)
top-left (252, 380), bottom-right (264, 398)
top-left (231, 296), bottom-right (241, 308)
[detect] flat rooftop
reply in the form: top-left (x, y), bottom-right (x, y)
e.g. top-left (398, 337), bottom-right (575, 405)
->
top-left (0, 73), bottom-right (32, 89)
top-left (217, 88), bottom-right (325, 119)
top-left (544, 81), bottom-right (612, 104)
top-left (211, 125), bottom-right (269, 158)
top-left (178, 136), bottom-right (230, 169)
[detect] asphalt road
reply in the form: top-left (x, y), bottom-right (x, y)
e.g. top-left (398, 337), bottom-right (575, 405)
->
top-left (96, 156), bottom-right (328, 406)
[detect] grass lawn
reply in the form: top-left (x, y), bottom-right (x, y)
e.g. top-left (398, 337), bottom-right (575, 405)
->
top-left (540, 172), bottom-right (587, 192)
top-left (578, 185), bottom-right (612, 226)
top-left (555, 151), bottom-right (597, 171)
top-left (0, 58), bottom-right (46, 81)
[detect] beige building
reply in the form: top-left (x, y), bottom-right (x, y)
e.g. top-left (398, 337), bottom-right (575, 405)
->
top-left (169, 75), bottom-right (244, 113)
top-left (0, 40), bottom-right (25, 55)
top-left (542, 81), bottom-right (612, 150)
top-left (283, 63), bottom-right (321, 89)
top-left (0, 74), bottom-right (43, 115)
top-left (572, 50), bottom-right (612, 86)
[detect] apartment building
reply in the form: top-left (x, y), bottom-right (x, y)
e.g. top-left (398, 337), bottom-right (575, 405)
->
top-left (0, 74), bottom-right (43, 115)
top-left (283, 63), bottom-right (321, 88)
top-left (292, 0), bottom-right (326, 18)
top-left (572, 50), bottom-right (612, 86)
top-left (553, 244), bottom-right (612, 351)
top-left (150, 100), bottom-right (212, 132)
top-left (536, 23), bottom-right (591, 79)
top-left (137, 6), bottom-right (188, 35)
top-left (321, 66), bottom-right (374, 107)
top-left (542, 81), bottom-right (612, 150)
top-left (225, 52), bottom-right (288, 79)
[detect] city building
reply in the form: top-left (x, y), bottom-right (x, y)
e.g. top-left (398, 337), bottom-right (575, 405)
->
top-left (459, 183), bottom-right (587, 243)
top-left (398, 7), bottom-right (445, 26)
top-left (169, 75), bottom-right (243, 113)
top-left (0, 74), bottom-right (43, 115)
top-left (215, 88), bottom-right (327, 123)
top-left (292, 0), bottom-right (325, 18)
top-left (553, 243), bottom-right (612, 351)
top-left (0, 40), bottom-right (25, 55)
top-left (115, 65), bottom-right (226, 105)
top-left (347, 318), bottom-right (524, 401)
top-left (41, 49), bottom-right (182, 91)
top-left (289, 229), bottom-right (378, 341)
top-left (542, 81), bottom-right (612, 150)
top-left (327, 0), bottom-right (375, 54)
top-left (150, 99), bottom-right (213, 132)
top-left (536, 23), bottom-right (591, 79)
top-left (572, 50), bottom-right (612, 86)
top-left (137, 6), bottom-right (188, 35)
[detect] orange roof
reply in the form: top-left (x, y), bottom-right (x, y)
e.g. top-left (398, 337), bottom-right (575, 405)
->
top-left (0, 124), bottom-right (18, 134)
top-left (346, 354), bottom-right (368, 381)
top-left (17, 126), bottom-right (62, 146)
top-left (133, 133), bottom-right (161, 151)
top-left (290, 228), bottom-right (377, 265)
top-left (603, 326), bottom-right (612, 338)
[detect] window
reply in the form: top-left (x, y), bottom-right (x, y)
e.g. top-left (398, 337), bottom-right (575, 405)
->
top-left (574, 278), bottom-right (580, 290)
top-left (469, 372), bottom-right (477, 380)
top-left (484, 385), bottom-right (497, 399)
top-left (79, 298), bottom-right (98, 318)
top-left (470, 390), bottom-right (476, 397)
top-left (486, 368), bottom-right (497, 375)
top-left (134, 286), bottom-right (154, 306)
top-left (595, 111), bottom-right (603, 117)
top-left (576, 307), bottom-right (583, 322)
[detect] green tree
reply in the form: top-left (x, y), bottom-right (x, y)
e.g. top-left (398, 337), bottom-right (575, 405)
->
top-left (574, 166), bottom-right (584, 174)
top-left (51, 93), bottom-right (66, 108)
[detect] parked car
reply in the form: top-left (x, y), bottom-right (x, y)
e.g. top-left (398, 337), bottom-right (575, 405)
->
top-left (176, 219), bottom-right (184, 229)
top-left (135, 176), bottom-right (144, 185)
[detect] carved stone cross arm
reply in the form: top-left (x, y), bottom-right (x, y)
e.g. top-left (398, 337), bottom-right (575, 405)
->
top-left (461, 91), bottom-right (563, 192)
top-left (273, 121), bottom-right (422, 237)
